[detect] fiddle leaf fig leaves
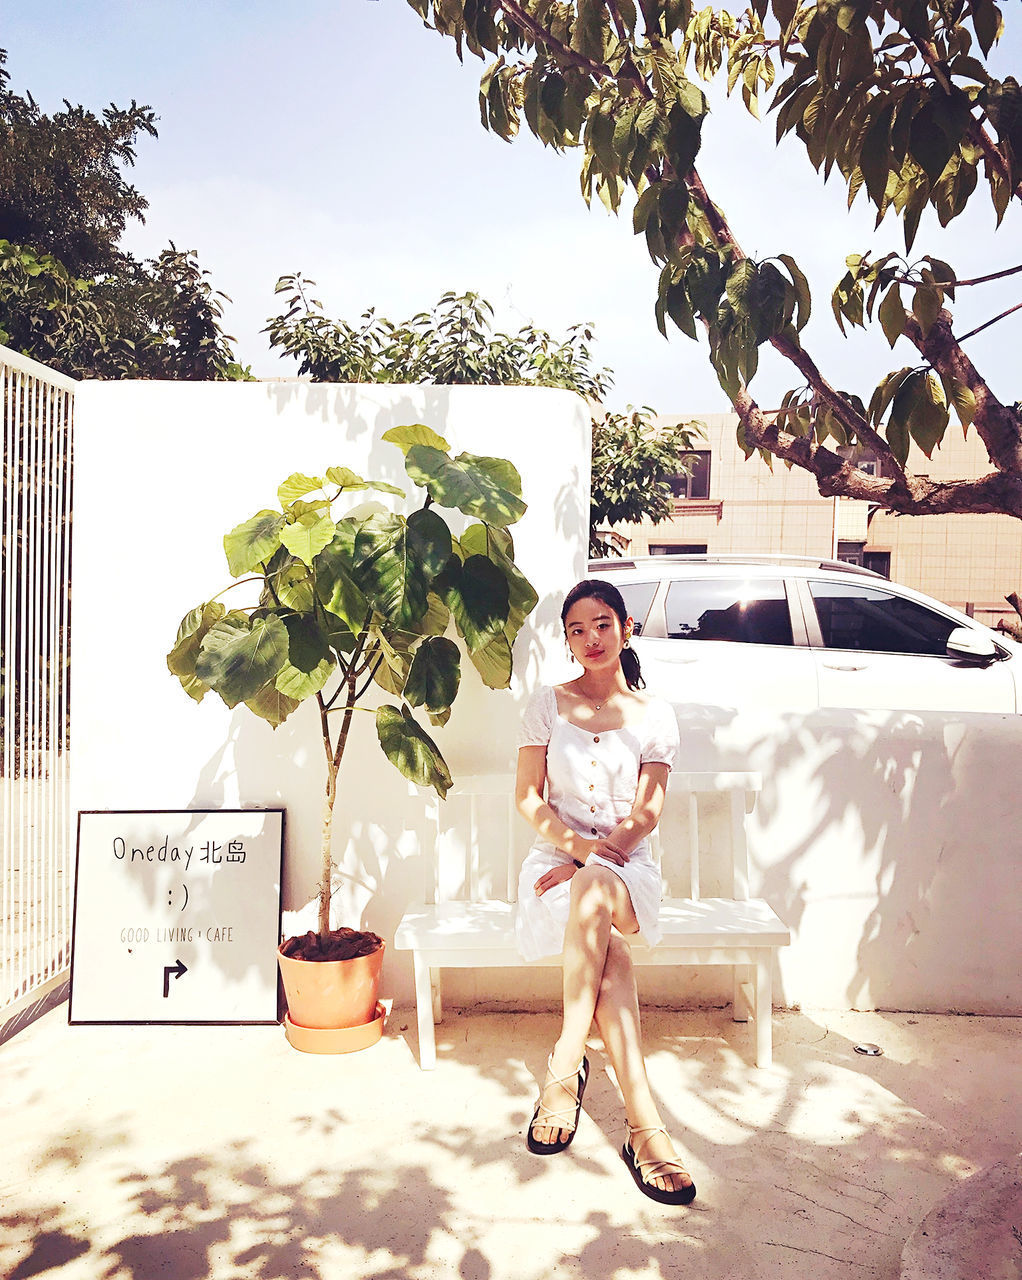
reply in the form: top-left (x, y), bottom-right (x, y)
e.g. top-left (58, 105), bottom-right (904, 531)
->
top-left (376, 704), bottom-right (453, 799)
top-left (405, 446), bottom-right (526, 527)
top-left (224, 511), bottom-right (285, 577)
top-left (167, 601), bottom-right (226, 702)
top-left (195, 611), bottom-right (290, 708)
top-left (404, 636), bottom-right (461, 718)
top-left (171, 433), bottom-right (534, 865)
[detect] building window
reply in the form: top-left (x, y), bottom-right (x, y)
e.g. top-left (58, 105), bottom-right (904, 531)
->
top-left (649, 543), bottom-right (707, 556)
top-left (837, 542), bottom-right (892, 579)
top-left (669, 451), bottom-right (711, 500)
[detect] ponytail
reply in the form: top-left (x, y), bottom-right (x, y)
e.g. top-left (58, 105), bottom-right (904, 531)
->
top-left (620, 643), bottom-right (645, 691)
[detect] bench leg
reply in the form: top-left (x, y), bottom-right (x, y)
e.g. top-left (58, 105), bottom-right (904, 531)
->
top-left (733, 964), bottom-right (753, 1022)
top-left (754, 956), bottom-right (772, 1069)
top-left (413, 952), bottom-right (437, 1070)
top-left (431, 969), bottom-right (443, 1023)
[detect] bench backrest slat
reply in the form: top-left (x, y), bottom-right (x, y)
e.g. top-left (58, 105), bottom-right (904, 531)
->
top-left (428, 770), bottom-right (761, 905)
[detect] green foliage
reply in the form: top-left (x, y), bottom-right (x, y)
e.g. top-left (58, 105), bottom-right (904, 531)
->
top-left (590, 408), bottom-right (705, 554)
top-left (168, 432), bottom-right (537, 938)
top-left (405, 0), bottom-right (1022, 519)
top-left (265, 282), bottom-right (612, 399)
top-left (0, 50), bottom-right (247, 380)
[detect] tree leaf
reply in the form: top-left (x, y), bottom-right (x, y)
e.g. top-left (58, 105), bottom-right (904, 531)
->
top-left (908, 371), bottom-right (950, 458)
top-left (282, 611), bottom-right (330, 673)
top-left (274, 655), bottom-right (335, 702)
top-left (280, 510), bottom-right (336, 566)
top-left (878, 283), bottom-right (906, 347)
top-left (405, 446), bottom-right (527, 526)
top-left (277, 472), bottom-right (323, 505)
top-left (467, 632), bottom-right (514, 689)
top-left (458, 522), bottom-right (538, 633)
top-left (443, 553), bottom-right (510, 652)
top-left (315, 519), bottom-right (369, 630)
top-left (195, 612), bottom-right (290, 708)
top-left (777, 254), bottom-right (811, 331)
top-left (942, 375), bottom-right (977, 430)
top-left (912, 284), bottom-right (942, 338)
top-left (167, 601), bottom-right (226, 702)
top-left (375, 704), bottom-right (453, 799)
top-left (404, 636), bottom-right (461, 714)
top-left (353, 513), bottom-right (432, 628)
top-left (381, 423), bottom-right (451, 454)
top-left (243, 681), bottom-right (301, 729)
top-left (223, 510), bottom-right (286, 577)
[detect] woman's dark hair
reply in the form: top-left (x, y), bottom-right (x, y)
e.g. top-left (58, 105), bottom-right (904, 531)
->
top-left (561, 578), bottom-right (645, 690)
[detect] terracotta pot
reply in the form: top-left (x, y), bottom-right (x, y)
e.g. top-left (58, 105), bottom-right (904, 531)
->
top-left (277, 940), bottom-right (385, 1030)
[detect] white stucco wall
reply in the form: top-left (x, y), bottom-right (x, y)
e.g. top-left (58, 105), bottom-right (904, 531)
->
top-left (69, 380), bottom-right (1022, 1015)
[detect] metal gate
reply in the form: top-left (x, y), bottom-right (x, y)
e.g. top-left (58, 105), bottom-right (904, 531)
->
top-left (1, 344), bottom-right (75, 1022)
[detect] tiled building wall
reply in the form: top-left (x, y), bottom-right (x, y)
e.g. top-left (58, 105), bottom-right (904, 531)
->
top-left (613, 412), bottom-right (1022, 624)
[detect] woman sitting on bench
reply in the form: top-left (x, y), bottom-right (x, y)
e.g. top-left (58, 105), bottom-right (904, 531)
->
top-left (514, 578), bottom-right (696, 1205)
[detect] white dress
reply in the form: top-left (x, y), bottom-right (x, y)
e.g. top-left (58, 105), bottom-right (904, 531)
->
top-left (514, 685), bottom-right (680, 962)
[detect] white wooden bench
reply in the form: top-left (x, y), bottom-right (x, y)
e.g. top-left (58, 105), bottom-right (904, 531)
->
top-left (395, 771), bottom-right (790, 1069)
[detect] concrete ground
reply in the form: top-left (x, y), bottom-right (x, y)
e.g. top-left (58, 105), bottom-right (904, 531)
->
top-left (2, 1003), bottom-right (1020, 1280)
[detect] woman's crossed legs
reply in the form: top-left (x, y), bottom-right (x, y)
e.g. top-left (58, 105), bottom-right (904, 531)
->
top-left (530, 865), bottom-right (694, 1196)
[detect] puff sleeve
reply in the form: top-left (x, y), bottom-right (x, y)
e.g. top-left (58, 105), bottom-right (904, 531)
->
top-left (517, 685), bottom-right (555, 749)
top-left (640, 697), bottom-right (680, 768)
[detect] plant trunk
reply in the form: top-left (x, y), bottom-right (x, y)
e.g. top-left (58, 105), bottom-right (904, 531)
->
top-left (318, 762), bottom-right (337, 938)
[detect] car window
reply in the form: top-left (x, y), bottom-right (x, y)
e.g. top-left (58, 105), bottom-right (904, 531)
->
top-left (665, 578), bottom-right (793, 645)
top-left (808, 580), bottom-right (957, 655)
top-left (616, 581), bottom-right (657, 635)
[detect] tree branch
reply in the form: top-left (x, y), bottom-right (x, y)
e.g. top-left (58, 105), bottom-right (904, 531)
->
top-left (956, 299), bottom-right (1022, 345)
top-left (903, 308), bottom-right (1022, 474)
top-left (733, 386), bottom-right (1022, 516)
top-left (499, 0), bottom-right (611, 80)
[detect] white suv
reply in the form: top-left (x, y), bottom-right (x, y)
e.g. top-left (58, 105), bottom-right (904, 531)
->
top-left (592, 555), bottom-right (1020, 715)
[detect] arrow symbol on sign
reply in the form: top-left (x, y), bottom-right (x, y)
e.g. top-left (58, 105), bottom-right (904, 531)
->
top-left (163, 959), bottom-right (188, 998)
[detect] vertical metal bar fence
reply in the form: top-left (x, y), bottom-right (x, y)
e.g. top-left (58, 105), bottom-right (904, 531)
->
top-left (1, 345), bottom-right (76, 1023)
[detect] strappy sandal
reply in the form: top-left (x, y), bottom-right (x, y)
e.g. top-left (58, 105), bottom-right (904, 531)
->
top-left (526, 1053), bottom-right (590, 1154)
top-left (621, 1122), bottom-right (697, 1205)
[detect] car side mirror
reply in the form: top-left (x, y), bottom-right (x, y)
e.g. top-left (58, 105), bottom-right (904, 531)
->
top-left (946, 626), bottom-right (997, 665)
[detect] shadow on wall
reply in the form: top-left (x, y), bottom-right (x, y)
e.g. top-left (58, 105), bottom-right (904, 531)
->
top-left (710, 706), bottom-right (1022, 1015)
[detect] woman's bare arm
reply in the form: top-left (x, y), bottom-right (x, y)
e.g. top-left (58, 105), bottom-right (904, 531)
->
top-left (516, 745), bottom-right (599, 862)
top-left (596, 762), bottom-right (670, 863)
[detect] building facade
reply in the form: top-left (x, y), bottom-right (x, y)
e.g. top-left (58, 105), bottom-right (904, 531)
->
top-left (608, 412), bottom-right (1022, 628)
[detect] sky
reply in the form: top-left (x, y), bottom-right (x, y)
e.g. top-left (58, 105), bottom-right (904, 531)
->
top-left (2, 0), bottom-right (1019, 416)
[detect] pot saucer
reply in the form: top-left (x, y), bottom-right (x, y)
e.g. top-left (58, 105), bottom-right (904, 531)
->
top-left (283, 1002), bottom-right (386, 1054)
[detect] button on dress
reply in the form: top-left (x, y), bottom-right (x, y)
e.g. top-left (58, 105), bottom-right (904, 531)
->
top-left (514, 685), bottom-right (680, 962)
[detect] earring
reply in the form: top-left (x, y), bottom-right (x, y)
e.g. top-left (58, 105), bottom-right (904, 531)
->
top-left (565, 642), bottom-right (576, 663)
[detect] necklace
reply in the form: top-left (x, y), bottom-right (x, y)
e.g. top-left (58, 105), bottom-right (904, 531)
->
top-left (579, 687), bottom-right (612, 711)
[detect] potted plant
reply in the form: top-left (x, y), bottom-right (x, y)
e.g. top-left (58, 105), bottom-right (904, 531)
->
top-left (166, 423), bottom-right (537, 1051)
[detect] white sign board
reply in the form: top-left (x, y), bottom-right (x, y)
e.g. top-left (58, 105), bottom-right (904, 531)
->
top-left (70, 809), bottom-right (284, 1024)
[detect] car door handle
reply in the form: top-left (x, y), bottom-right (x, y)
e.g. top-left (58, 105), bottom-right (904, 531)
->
top-left (822, 661), bottom-right (868, 671)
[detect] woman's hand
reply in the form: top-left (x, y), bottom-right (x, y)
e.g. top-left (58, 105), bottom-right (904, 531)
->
top-left (533, 861), bottom-right (578, 896)
top-left (587, 838), bottom-right (629, 867)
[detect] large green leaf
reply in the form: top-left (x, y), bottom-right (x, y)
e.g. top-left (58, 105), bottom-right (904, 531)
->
top-left (376, 704), bottom-right (453, 799)
top-left (244, 681), bottom-right (301, 728)
top-left (280, 510), bottom-right (336, 566)
top-left (195, 612), bottom-right (289, 708)
top-left (277, 473), bottom-right (323, 505)
top-left (406, 590), bottom-right (452, 638)
top-left (282, 612), bottom-right (330, 673)
top-left (353, 513), bottom-right (434, 628)
top-left (224, 510), bottom-right (286, 577)
top-left (315, 521), bottom-right (369, 630)
top-left (444, 553), bottom-right (510, 652)
top-left (325, 465), bottom-right (405, 497)
top-left (167, 601), bottom-right (226, 702)
top-left (381, 424), bottom-right (451, 454)
top-left (368, 628), bottom-right (413, 695)
top-left (405, 636), bottom-right (461, 715)
top-left (267, 556), bottom-right (317, 612)
top-left (458, 523), bottom-right (538, 631)
top-left (322, 609), bottom-right (357, 656)
top-left (406, 507), bottom-right (454, 578)
top-left (467, 632), bottom-right (514, 689)
top-left (404, 446), bottom-right (527, 527)
top-left (274, 655), bottom-right (335, 701)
